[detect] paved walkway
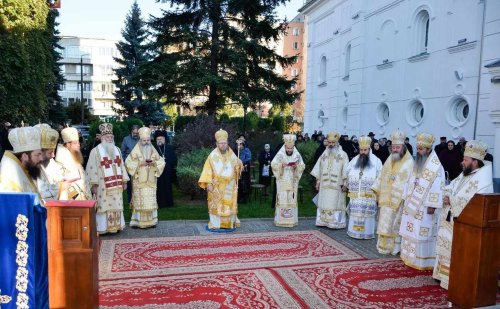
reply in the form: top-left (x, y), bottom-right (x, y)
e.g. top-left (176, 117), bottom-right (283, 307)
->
top-left (101, 218), bottom-right (385, 259)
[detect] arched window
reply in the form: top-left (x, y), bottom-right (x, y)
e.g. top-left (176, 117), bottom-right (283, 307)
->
top-left (414, 10), bottom-right (430, 54)
top-left (345, 44), bottom-right (351, 77)
top-left (319, 56), bottom-right (327, 84)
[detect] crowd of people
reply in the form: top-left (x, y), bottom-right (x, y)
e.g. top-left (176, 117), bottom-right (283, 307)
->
top-left (0, 121), bottom-right (495, 291)
top-left (0, 123), bottom-right (176, 234)
top-left (197, 127), bottom-right (494, 291)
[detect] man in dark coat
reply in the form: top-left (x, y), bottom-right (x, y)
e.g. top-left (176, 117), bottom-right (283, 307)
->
top-left (434, 136), bottom-right (447, 158)
top-left (258, 144), bottom-right (273, 189)
top-left (153, 130), bottom-right (177, 208)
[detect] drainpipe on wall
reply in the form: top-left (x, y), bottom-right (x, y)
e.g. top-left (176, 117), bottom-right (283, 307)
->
top-left (472, 0), bottom-right (487, 139)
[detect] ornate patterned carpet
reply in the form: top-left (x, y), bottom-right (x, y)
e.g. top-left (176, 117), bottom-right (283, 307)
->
top-left (99, 231), bottom-right (491, 308)
top-left (99, 230), bottom-right (361, 280)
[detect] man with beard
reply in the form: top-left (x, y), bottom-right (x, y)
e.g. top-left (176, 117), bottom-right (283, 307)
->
top-left (346, 136), bottom-right (382, 239)
top-left (399, 133), bottom-right (445, 270)
top-left (34, 124), bottom-right (67, 203)
top-left (311, 132), bottom-right (349, 229)
top-left (86, 123), bottom-right (129, 234)
top-left (125, 127), bottom-right (165, 228)
top-left (56, 127), bottom-right (91, 200)
top-left (372, 129), bottom-right (414, 255)
top-left (433, 140), bottom-right (493, 289)
top-left (272, 134), bottom-right (305, 227)
top-left (199, 129), bottom-right (243, 230)
top-left (153, 130), bottom-right (177, 208)
top-left (0, 126), bottom-right (43, 198)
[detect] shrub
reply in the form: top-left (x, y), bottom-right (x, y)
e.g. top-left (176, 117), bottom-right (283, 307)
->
top-left (271, 116), bottom-right (285, 132)
top-left (246, 111), bottom-right (259, 130)
top-left (176, 147), bottom-right (212, 199)
top-left (258, 118), bottom-right (273, 130)
top-left (296, 140), bottom-right (320, 189)
top-left (243, 130), bottom-right (283, 161)
top-left (218, 113), bottom-right (230, 123)
top-left (296, 140), bottom-right (319, 168)
top-left (175, 115), bottom-right (196, 132)
top-left (173, 115), bottom-right (237, 154)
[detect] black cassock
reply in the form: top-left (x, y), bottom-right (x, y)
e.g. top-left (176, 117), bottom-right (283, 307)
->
top-left (154, 143), bottom-right (177, 208)
top-left (258, 150), bottom-right (273, 187)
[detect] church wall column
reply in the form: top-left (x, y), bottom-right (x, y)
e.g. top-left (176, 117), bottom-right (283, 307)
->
top-left (486, 64), bottom-right (500, 192)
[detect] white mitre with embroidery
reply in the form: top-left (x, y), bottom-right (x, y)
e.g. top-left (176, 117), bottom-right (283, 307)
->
top-left (8, 127), bottom-right (41, 153)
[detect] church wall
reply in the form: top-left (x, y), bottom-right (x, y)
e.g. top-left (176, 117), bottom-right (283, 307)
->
top-left (302, 0), bottom-right (497, 151)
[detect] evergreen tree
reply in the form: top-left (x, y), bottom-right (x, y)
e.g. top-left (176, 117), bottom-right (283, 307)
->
top-left (113, 1), bottom-right (166, 124)
top-left (143, 0), bottom-right (298, 115)
top-left (45, 5), bottom-right (67, 125)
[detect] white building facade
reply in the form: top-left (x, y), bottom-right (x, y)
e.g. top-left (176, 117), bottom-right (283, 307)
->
top-left (58, 36), bottom-right (120, 119)
top-left (301, 0), bottom-right (500, 191)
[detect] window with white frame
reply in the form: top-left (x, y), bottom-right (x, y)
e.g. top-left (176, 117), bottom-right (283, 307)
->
top-left (345, 44), bottom-right (351, 77)
top-left (291, 68), bottom-right (298, 77)
top-left (292, 27), bottom-right (300, 36)
top-left (319, 56), bottom-right (327, 84)
top-left (414, 10), bottom-right (430, 55)
top-left (77, 82), bottom-right (91, 91)
top-left (292, 42), bottom-right (299, 49)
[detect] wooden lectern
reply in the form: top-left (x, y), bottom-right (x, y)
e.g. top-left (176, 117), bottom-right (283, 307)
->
top-left (448, 194), bottom-right (500, 308)
top-left (46, 200), bottom-right (99, 309)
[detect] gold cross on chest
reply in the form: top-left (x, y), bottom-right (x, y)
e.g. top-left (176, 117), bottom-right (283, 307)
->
top-left (465, 181), bottom-right (479, 194)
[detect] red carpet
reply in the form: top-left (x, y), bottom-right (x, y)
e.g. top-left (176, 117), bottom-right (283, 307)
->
top-left (275, 258), bottom-right (450, 308)
top-left (99, 232), bottom-right (498, 308)
top-left (100, 269), bottom-right (302, 309)
top-left (99, 230), bottom-right (361, 280)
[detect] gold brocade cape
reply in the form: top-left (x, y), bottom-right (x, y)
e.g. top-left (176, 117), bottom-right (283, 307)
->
top-left (0, 151), bottom-right (42, 201)
top-left (55, 144), bottom-right (91, 200)
top-left (310, 147), bottom-right (349, 211)
top-left (372, 150), bottom-right (414, 209)
top-left (198, 147), bottom-right (242, 217)
top-left (125, 144), bottom-right (165, 189)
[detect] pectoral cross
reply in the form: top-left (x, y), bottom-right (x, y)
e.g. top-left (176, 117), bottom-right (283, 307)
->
top-left (100, 157), bottom-right (113, 168)
top-left (0, 289), bottom-right (12, 305)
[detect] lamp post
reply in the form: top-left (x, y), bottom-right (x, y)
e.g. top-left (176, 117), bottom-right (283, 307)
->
top-left (80, 53), bottom-right (90, 124)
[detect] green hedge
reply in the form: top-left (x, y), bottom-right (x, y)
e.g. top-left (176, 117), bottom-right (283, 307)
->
top-left (296, 140), bottom-right (320, 188)
top-left (176, 147), bottom-right (212, 199)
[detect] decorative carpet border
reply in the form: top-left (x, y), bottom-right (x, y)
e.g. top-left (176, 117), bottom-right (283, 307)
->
top-left (99, 230), bottom-right (363, 280)
top-left (99, 269), bottom-right (303, 309)
top-left (273, 258), bottom-right (451, 309)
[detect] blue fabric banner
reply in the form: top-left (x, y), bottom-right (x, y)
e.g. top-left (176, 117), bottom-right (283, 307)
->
top-left (0, 193), bottom-right (48, 309)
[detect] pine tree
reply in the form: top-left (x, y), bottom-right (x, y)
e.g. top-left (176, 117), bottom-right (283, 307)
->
top-left (45, 5), bottom-right (67, 125)
top-left (143, 0), bottom-right (298, 115)
top-left (113, 1), bottom-right (166, 124)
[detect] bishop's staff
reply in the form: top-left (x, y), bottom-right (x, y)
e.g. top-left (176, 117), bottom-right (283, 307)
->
top-left (235, 137), bottom-right (243, 188)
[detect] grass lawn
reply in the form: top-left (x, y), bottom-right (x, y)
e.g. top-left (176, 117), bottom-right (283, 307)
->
top-left (123, 184), bottom-right (318, 222)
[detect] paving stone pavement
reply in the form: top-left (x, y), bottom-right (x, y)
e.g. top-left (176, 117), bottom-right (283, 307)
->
top-left (100, 217), bottom-right (386, 259)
